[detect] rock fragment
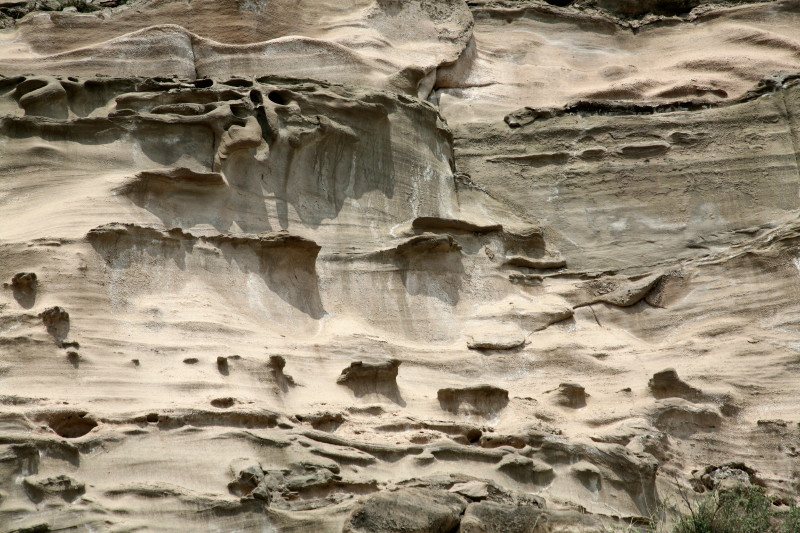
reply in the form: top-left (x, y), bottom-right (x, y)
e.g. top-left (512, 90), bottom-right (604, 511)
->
top-left (228, 465), bottom-right (271, 504)
top-left (467, 326), bottom-right (526, 351)
top-left (10, 272), bottom-right (37, 290)
top-left (343, 488), bottom-right (467, 533)
top-left (694, 463), bottom-right (760, 492)
top-left (22, 475), bottom-right (85, 503)
top-left (438, 385), bottom-right (509, 416)
top-left (269, 355), bottom-right (296, 391)
top-left (649, 368), bottom-right (703, 401)
top-left (337, 360), bottom-right (402, 403)
top-left (460, 501), bottom-right (549, 533)
top-left (39, 306), bottom-right (69, 340)
top-left (551, 383), bottom-right (588, 408)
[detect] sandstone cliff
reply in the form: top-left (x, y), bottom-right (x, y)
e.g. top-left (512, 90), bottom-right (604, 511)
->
top-left (1, 1), bottom-right (800, 531)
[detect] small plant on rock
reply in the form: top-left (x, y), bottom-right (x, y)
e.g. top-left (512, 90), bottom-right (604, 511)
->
top-left (782, 505), bottom-right (800, 533)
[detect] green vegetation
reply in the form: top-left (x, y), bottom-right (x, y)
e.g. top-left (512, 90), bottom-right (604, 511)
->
top-left (673, 485), bottom-right (775, 533)
top-left (781, 506), bottom-right (800, 533)
top-left (610, 486), bottom-right (800, 533)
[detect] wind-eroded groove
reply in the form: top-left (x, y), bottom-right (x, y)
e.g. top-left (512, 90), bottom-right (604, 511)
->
top-left (467, 0), bottom-right (784, 32)
top-left (504, 72), bottom-right (800, 127)
top-left (189, 29), bottom-right (200, 82)
top-left (780, 89), bottom-right (800, 188)
top-left (507, 216), bottom-right (798, 291)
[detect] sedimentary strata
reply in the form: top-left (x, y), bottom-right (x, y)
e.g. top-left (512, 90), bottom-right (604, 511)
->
top-left (1, 0), bottom-right (800, 531)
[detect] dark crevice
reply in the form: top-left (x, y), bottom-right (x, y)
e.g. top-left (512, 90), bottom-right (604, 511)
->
top-left (188, 32), bottom-right (199, 82)
top-left (1, 0), bottom-right (131, 20)
top-left (47, 411), bottom-right (98, 438)
top-left (248, 89), bottom-right (263, 105)
top-left (267, 90), bottom-right (291, 105)
top-left (468, 0), bottom-right (783, 31)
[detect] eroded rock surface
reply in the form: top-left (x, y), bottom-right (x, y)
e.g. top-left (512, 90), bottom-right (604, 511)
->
top-left (337, 360), bottom-right (402, 404)
top-left (550, 383), bottom-right (589, 409)
top-left (460, 502), bottom-right (549, 533)
top-left (343, 488), bottom-right (467, 533)
top-left (1, 0), bottom-right (799, 531)
top-left (438, 385), bottom-right (510, 416)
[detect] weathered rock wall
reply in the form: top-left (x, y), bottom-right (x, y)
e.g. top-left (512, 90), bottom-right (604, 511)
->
top-left (1, 1), bottom-right (799, 532)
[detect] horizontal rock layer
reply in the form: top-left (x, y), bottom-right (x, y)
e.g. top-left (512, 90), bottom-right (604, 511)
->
top-left (1, 1), bottom-right (799, 532)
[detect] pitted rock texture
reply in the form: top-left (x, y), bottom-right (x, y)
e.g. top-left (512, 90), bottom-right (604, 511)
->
top-left (1, 0), bottom-right (800, 532)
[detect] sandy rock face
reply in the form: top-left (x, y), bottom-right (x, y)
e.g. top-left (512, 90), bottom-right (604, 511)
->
top-left (343, 488), bottom-right (467, 533)
top-left (1, 0), bottom-right (800, 531)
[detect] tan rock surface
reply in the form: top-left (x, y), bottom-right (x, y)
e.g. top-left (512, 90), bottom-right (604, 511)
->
top-left (1, 0), bottom-right (799, 531)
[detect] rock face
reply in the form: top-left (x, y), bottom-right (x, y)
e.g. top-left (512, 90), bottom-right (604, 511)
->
top-left (1, 0), bottom-right (800, 531)
top-left (343, 488), bottom-right (467, 533)
top-left (460, 502), bottom-right (549, 533)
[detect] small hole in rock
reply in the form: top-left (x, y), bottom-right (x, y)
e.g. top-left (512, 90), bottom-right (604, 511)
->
top-left (267, 90), bottom-right (290, 105)
top-left (146, 413), bottom-right (159, 423)
top-left (49, 412), bottom-right (98, 438)
top-left (194, 79), bottom-right (213, 88)
top-left (226, 78), bottom-right (253, 88)
top-left (211, 398), bottom-right (235, 409)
